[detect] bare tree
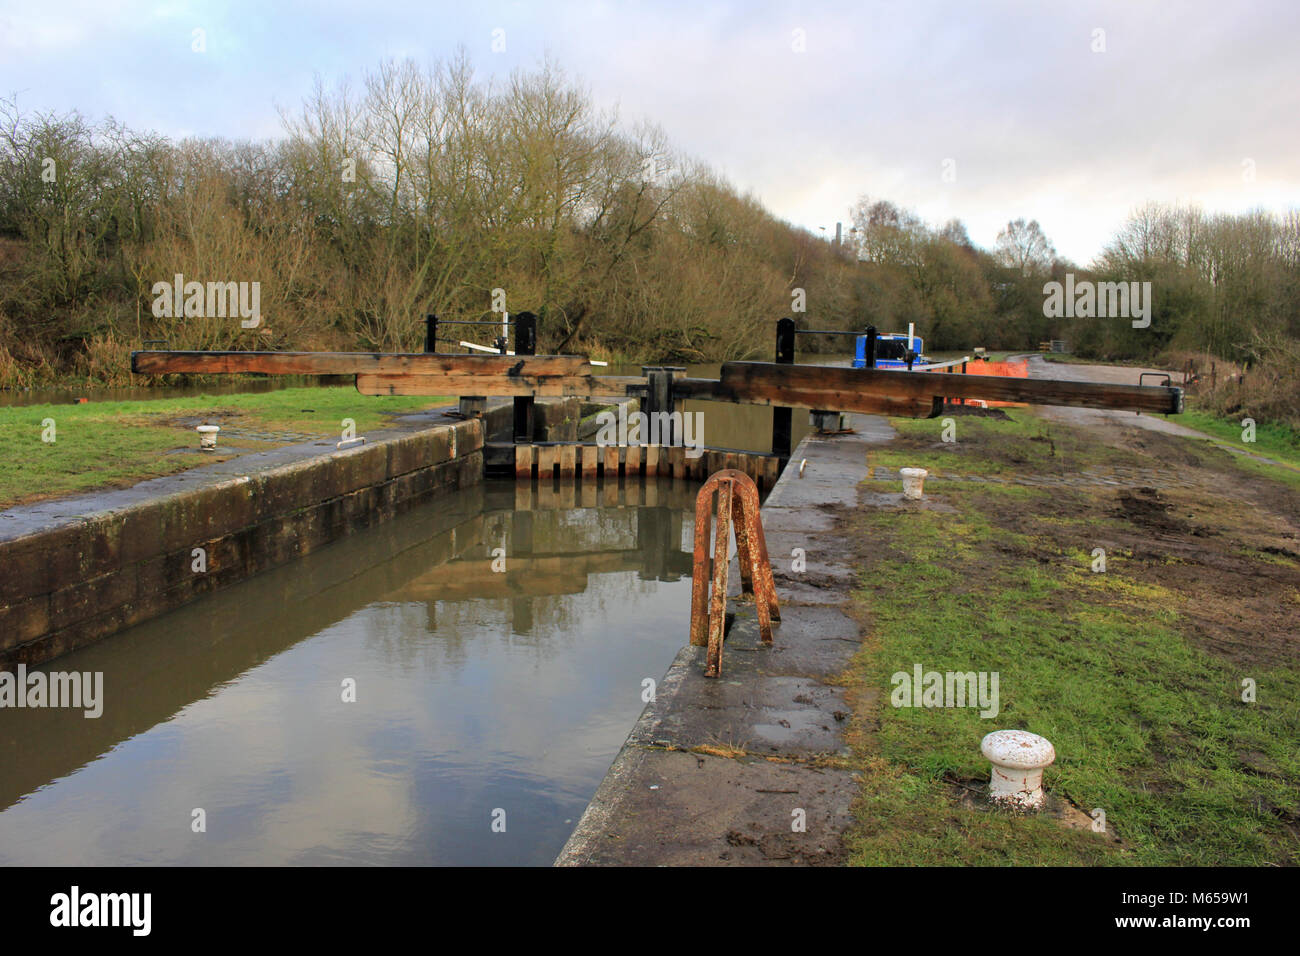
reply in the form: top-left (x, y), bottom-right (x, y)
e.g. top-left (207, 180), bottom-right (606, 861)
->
top-left (995, 218), bottom-right (1055, 276)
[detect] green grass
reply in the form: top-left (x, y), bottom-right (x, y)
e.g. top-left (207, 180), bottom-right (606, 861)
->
top-left (1167, 408), bottom-right (1300, 491)
top-left (1174, 408), bottom-right (1300, 468)
top-left (1041, 353), bottom-right (1168, 368)
top-left (0, 386), bottom-right (452, 509)
top-left (845, 465), bottom-right (1300, 865)
top-left (868, 411), bottom-right (1131, 478)
top-left (842, 408), bottom-right (1300, 868)
top-left (875, 407), bottom-right (1300, 494)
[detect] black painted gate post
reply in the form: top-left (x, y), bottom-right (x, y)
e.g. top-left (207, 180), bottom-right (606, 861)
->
top-left (425, 313), bottom-right (438, 353)
top-left (513, 311), bottom-right (537, 443)
top-left (772, 317), bottom-right (795, 459)
top-left (643, 367), bottom-right (677, 447)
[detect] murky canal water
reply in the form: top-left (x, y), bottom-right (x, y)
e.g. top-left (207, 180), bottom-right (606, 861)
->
top-left (0, 478), bottom-right (702, 866)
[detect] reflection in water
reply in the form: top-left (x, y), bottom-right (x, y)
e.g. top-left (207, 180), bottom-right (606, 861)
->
top-left (0, 479), bottom-right (699, 866)
top-left (608, 359), bottom-right (825, 455)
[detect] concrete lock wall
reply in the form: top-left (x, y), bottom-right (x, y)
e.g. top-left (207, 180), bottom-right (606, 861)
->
top-left (0, 419), bottom-right (484, 667)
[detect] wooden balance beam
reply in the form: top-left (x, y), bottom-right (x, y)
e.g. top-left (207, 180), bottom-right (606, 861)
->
top-left (676, 362), bottom-right (1184, 417)
top-left (130, 350), bottom-right (632, 398)
top-left (130, 351), bottom-right (1183, 418)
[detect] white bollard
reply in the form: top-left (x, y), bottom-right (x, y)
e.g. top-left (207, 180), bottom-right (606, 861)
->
top-left (981, 730), bottom-right (1055, 809)
top-left (900, 467), bottom-right (928, 500)
top-left (196, 425), bottom-right (220, 452)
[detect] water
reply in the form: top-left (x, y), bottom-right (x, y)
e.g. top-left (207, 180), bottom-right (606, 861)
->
top-left (0, 478), bottom-right (700, 866)
top-left (607, 359), bottom-right (824, 455)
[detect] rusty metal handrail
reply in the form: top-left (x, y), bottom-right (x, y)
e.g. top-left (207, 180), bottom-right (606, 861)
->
top-left (689, 469), bottom-right (781, 678)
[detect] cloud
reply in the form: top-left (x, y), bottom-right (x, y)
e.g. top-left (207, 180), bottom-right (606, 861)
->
top-left (2, 0), bottom-right (1295, 262)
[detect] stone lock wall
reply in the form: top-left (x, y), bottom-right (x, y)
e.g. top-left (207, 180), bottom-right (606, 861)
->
top-left (0, 419), bottom-right (484, 667)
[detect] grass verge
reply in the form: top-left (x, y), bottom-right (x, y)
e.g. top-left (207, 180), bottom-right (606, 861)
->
top-left (1175, 408), bottom-right (1300, 468)
top-left (843, 413), bottom-right (1300, 865)
top-left (0, 386), bottom-right (452, 510)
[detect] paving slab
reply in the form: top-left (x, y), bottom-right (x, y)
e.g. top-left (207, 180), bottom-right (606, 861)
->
top-left (553, 748), bottom-right (859, 866)
top-left (556, 413), bottom-right (894, 866)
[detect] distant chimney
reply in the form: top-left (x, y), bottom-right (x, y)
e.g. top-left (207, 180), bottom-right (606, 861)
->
top-left (834, 222), bottom-right (842, 246)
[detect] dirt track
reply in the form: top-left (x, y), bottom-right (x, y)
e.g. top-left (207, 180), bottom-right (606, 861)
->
top-left (1019, 355), bottom-right (1300, 479)
top-left (1018, 354), bottom-right (1204, 437)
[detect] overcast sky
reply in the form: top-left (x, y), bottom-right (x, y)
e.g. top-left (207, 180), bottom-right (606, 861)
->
top-left (2, 0), bottom-right (1296, 263)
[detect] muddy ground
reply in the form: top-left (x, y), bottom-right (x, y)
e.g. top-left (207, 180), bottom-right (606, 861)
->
top-left (1034, 358), bottom-right (1299, 669)
top-left (881, 401), bottom-right (1300, 674)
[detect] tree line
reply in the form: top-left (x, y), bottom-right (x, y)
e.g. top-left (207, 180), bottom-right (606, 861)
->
top-left (1, 52), bottom-right (1296, 427)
